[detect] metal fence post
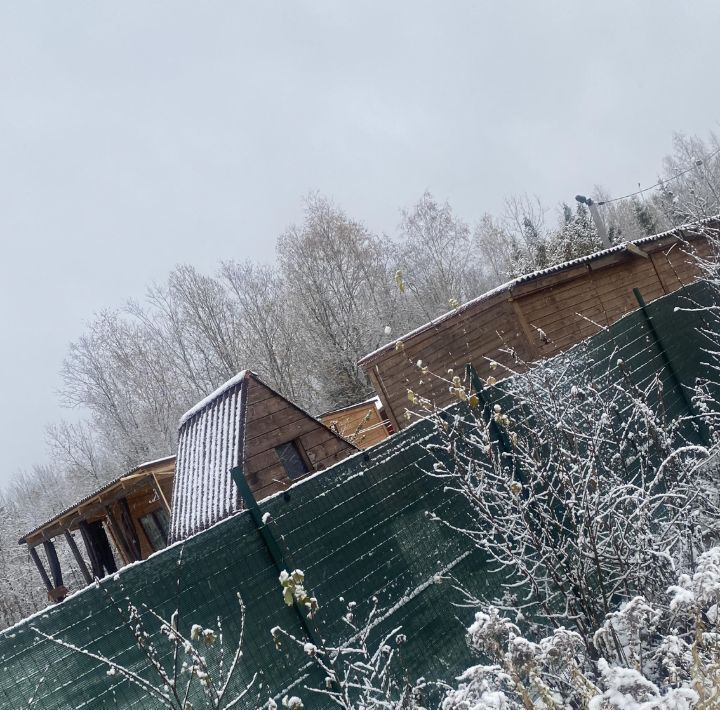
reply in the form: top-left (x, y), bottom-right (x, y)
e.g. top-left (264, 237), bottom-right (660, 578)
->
top-left (465, 364), bottom-right (518, 471)
top-left (230, 466), bottom-right (325, 650)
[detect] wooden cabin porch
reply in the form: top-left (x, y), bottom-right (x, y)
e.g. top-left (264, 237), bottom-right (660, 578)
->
top-left (18, 456), bottom-right (175, 602)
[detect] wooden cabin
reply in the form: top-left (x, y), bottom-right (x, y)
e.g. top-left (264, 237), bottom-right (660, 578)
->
top-left (170, 370), bottom-right (358, 541)
top-left (319, 397), bottom-right (392, 449)
top-left (359, 219), bottom-right (717, 431)
top-left (19, 456), bottom-right (175, 601)
top-left (20, 372), bottom-right (358, 596)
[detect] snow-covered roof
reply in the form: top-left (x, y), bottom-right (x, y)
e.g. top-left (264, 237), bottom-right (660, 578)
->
top-left (178, 369), bottom-right (248, 427)
top-left (358, 216), bottom-right (719, 365)
top-left (170, 370), bottom-right (359, 542)
top-left (170, 371), bottom-right (249, 542)
top-left (18, 455), bottom-right (176, 545)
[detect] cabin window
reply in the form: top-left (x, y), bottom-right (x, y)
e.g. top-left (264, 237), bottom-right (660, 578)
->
top-left (275, 441), bottom-right (310, 480)
top-left (139, 508), bottom-right (170, 552)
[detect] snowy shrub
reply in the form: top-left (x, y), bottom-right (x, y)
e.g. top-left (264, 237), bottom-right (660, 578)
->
top-left (416, 344), bottom-right (720, 652)
top-left (443, 547), bottom-right (720, 709)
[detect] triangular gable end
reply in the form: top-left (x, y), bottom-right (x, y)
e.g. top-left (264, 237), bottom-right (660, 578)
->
top-left (242, 375), bottom-right (357, 501)
top-left (169, 371), bottom-right (357, 542)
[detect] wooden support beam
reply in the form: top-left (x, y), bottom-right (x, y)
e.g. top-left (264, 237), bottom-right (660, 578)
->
top-left (367, 365), bottom-right (401, 432)
top-left (508, 297), bottom-right (540, 360)
top-left (104, 506), bottom-right (132, 565)
top-left (117, 497), bottom-right (142, 561)
top-left (79, 521), bottom-right (104, 578)
top-left (625, 243), bottom-right (649, 259)
top-left (23, 472), bottom-right (174, 547)
top-left (151, 473), bottom-right (172, 514)
top-left (42, 540), bottom-right (64, 589)
top-left (28, 546), bottom-right (53, 592)
top-left (65, 531), bottom-right (92, 585)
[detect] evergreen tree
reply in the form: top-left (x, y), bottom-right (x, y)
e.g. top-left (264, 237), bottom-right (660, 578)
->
top-left (546, 204), bottom-right (603, 264)
top-left (631, 196), bottom-right (658, 236)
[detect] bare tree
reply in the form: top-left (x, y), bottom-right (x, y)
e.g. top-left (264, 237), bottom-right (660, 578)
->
top-left (398, 192), bottom-right (491, 317)
top-left (473, 213), bottom-right (515, 284)
top-left (277, 195), bottom-right (404, 408)
top-left (220, 260), bottom-right (317, 408)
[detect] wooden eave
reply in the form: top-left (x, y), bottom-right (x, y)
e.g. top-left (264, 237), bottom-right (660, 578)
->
top-left (319, 397), bottom-right (381, 419)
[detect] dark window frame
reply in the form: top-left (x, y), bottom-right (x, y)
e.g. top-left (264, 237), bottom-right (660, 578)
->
top-left (139, 508), bottom-right (170, 553)
top-left (275, 440), bottom-right (312, 480)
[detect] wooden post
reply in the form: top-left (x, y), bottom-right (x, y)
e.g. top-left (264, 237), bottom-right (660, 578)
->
top-left (633, 288), bottom-right (695, 414)
top-left (117, 498), bottom-right (142, 561)
top-left (65, 531), bottom-right (92, 584)
top-left (633, 287), bottom-right (710, 446)
top-left (104, 506), bottom-right (132, 564)
top-left (367, 365), bottom-right (401, 433)
top-left (28, 546), bottom-right (53, 592)
top-left (42, 540), bottom-right (64, 589)
top-left (509, 297), bottom-right (540, 360)
top-left (79, 520), bottom-right (104, 578)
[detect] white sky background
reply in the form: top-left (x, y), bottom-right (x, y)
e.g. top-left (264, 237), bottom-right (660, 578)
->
top-left (0, 1), bottom-right (718, 484)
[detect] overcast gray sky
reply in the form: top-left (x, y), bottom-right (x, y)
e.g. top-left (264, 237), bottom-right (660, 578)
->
top-left (1, 1), bottom-right (718, 484)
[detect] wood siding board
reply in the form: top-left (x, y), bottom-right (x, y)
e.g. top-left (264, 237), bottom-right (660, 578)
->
top-left (297, 426), bottom-right (342, 450)
top-left (528, 300), bottom-right (617, 335)
top-left (303, 439), bottom-right (351, 466)
top-left (507, 264), bottom-right (590, 298)
top-left (361, 289), bottom-right (512, 367)
top-left (249, 479), bottom-right (288, 502)
top-left (245, 463), bottom-right (287, 490)
top-left (360, 231), bottom-right (711, 426)
top-left (520, 288), bottom-right (609, 324)
top-left (245, 406), bottom-right (309, 440)
top-left (376, 318), bottom-right (520, 382)
top-left (244, 418), bottom-right (321, 458)
top-left (379, 331), bottom-right (521, 393)
top-left (651, 254), bottom-right (684, 291)
top-left (243, 376), bottom-right (355, 487)
top-left (320, 406), bottom-right (388, 448)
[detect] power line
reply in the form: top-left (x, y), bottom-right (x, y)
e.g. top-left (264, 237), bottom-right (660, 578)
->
top-left (597, 144), bottom-right (720, 206)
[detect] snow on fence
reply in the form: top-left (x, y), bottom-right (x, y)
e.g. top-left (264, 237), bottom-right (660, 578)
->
top-left (0, 281), bottom-right (716, 709)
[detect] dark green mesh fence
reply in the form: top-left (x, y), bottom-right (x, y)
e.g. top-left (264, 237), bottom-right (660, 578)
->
top-left (0, 280), bottom-right (717, 709)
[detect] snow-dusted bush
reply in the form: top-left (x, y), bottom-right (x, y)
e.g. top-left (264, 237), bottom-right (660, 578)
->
top-left (271, 569), bottom-right (444, 709)
top-left (443, 547), bottom-right (720, 708)
top-left (31, 573), bottom-right (268, 709)
top-left (418, 343), bottom-right (720, 652)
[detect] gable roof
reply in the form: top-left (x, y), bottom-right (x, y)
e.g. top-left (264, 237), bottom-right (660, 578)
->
top-left (358, 215), bottom-right (719, 366)
top-left (169, 371), bottom-right (357, 542)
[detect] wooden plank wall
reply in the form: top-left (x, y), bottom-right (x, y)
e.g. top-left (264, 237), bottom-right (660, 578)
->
top-left (363, 236), bottom-right (711, 429)
top-left (243, 378), bottom-right (357, 500)
top-left (319, 402), bottom-right (390, 449)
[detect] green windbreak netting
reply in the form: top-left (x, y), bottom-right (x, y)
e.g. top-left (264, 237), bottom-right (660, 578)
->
top-left (0, 280), bottom-right (717, 709)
